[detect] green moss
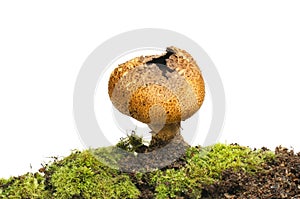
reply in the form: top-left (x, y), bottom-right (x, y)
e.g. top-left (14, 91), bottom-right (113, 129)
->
top-left (116, 132), bottom-right (145, 152)
top-left (150, 169), bottom-right (202, 199)
top-left (0, 141), bottom-right (275, 199)
top-left (185, 143), bottom-right (274, 184)
top-left (0, 149), bottom-right (139, 199)
top-left (0, 172), bottom-right (50, 198)
top-left (149, 143), bottom-right (275, 198)
top-left (46, 150), bottom-right (140, 199)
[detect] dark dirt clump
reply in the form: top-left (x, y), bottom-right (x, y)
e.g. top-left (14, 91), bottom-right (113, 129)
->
top-left (117, 134), bottom-right (189, 173)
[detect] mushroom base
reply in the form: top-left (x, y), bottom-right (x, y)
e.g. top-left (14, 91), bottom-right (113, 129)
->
top-left (149, 122), bottom-right (182, 148)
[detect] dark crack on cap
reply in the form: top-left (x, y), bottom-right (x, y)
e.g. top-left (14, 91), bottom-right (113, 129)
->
top-left (146, 50), bottom-right (175, 79)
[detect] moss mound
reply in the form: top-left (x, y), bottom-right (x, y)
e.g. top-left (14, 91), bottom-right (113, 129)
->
top-left (0, 149), bottom-right (140, 199)
top-left (2, 134), bottom-right (296, 198)
top-left (146, 143), bottom-right (274, 199)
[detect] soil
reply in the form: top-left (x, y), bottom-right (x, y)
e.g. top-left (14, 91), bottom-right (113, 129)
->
top-left (127, 145), bottom-right (300, 199)
top-left (201, 146), bottom-right (300, 199)
top-left (118, 134), bottom-right (189, 173)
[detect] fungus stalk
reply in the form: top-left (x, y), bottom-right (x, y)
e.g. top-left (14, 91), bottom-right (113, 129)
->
top-left (149, 122), bottom-right (181, 147)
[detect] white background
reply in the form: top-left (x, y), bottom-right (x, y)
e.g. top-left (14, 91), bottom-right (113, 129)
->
top-left (1, 1), bottom-right (300, 178)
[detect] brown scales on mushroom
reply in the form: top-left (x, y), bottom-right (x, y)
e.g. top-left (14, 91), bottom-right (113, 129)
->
top-left (108, 46), bottom-right (205, 148)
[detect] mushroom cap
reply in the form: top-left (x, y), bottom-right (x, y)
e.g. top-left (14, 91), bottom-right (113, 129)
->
top-left (108, 46), bottom-right (205, 125)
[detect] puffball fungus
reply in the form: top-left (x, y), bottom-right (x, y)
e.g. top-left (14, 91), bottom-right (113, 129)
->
top-left (108, 46), bottom-right (205, 147)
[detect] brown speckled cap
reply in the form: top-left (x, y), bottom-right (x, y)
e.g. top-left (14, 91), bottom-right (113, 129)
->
top-left (108, 46), bottom-right (205, 125)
